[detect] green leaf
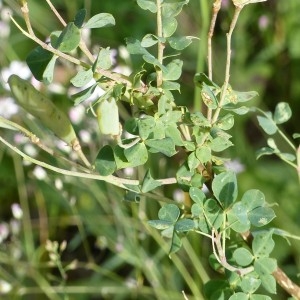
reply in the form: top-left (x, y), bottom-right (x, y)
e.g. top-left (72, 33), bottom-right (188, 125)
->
top-left (195, 146), bottom-right (212, 164)
top-left (250, 294), bottom-right (272, 300)
top-left (204, 199), bottom-right (223, 230)
top-left (124, 142), bottom-right (148, 167)
top-left (162, 59), bottom-right (183, 81)
top-left (162, 17), bottom-right (177, 37)
top-left (240, 275), bottom-right (261, 294)
top-left (229, 293), bottom-right (248, 300)
top-left (189, 187), bottom-right (206, 205)
top-left (161, 81), bottom-right (181, 91)
top-left (227, 209), bottom-right (251, 233)
top-left (143, 54), bottom-right (167, 72)
top-left (158, 204), bottom-right (180, 223)
top-left (71, 83), bottom-right (98, 105)
top-left (254, 258), bottom-right (277, 294)
top-left (223, 104), bottom-right (250, 115)
top-left (257, 115), bottom-right (277, 135)
top-left (249, 207), bottom-right (276, 227)
top-left (145, 138), bottom-right (177, 157)
top-left (148, 219), bottom-right (173, 230)
top-left (74, 8), bottom-right (86, 28)
top-left (126, 37), bottom-right (149, 55)
top-left (194, 72), bottom-right (219, 89)
top-left (136, 0), bottom-right (157, 13)
top-left (190, 112), bottom-right (210, 127)
top-left (212, 171), bottom-right (238, 208)
top-left (84, 13), bottom-right (115, 29)
top-left (138, 116), bottom-right (155, 139)
top-left (95, 145), bottom-right (117, 176)
top-left (252, 230), bottom-right (275, 257)
top-left (141, 34), bottom-right (159, 47)
top-left (201, 83), bottom-right (218, 109)
top-left (26, 46), bottom-right (54, 81)
top-left (210, 136), bottom-right (233, 152)
top-left (42, 55), bottom-right (58, 85)
top-left (231, 202), bottom-right (249, 224)
top-left (234, 90), bottom-right (258, 102)
top-left (241, 189), bottom-right (265, 211)
top-left (124, 190), bottom-right (141, 203)
top-left (293, 133), bottom-right (300, 139)
top-left (233, 248), bottom-right (254, 267)
top-left (175, 219), bottom-right (195, 232)
top-left (55, 22), bottom-right (81, 52)
top-left (170, 231), bottom-right (182, 254)
top-left (141, 169), bottom-right (162, 193)
top-left (168, 36), bottom-right (194, 50)
top-left (165, 125), bottom-right (184, 146)
top-left (278, 152), bottom-right (296, 161)
top-left (256, 147), bottom-right (276, 159)
top-left (274, 102), bottom-right (292, 124)
top-left (187, 152), bottom-right (200, 170)
top-left (162, 0), bottom-right (189, 18)
top-left (93, 47), bottom-right (112, 70)
top-left (70, 68), bottom-right (93, 87)
top-left (216, 114), bottom-right (234, 130)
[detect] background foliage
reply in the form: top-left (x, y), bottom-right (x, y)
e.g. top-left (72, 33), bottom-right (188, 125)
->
top-left (0, 0), bottom-right (300, 299)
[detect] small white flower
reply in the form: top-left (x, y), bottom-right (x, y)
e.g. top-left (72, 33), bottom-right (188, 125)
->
top-left (79, 129), bottom-right (91, 143)
top-left (23, 143), bottom-right (38, 157)
top-left (55, 178), bottom-right (63, 190)
top-left (11, 203), bottom-right (23, 219)
top-left (224, 159), bottom-right (245, 174)
top-left (0, 97), bottom-right (19, 118)
top-left (69, 105), bottom-right (86, 124)
top-left (0, 223), bottom-right (9, 243)
top-left (0, 280), bottom-right (12, 294)
top-left (32, 166), bottom-right (47, 180)
top-left (173, 189), bottom-right (185, 203)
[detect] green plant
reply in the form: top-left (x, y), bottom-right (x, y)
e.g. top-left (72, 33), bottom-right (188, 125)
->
top-left (0, 0), bottom-right (300, 299)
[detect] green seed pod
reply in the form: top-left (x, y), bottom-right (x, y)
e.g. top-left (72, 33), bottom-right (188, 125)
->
top-left (96, 97), bottom-right (120, 136)
top-left (8, 74), bottom-right (77, 146)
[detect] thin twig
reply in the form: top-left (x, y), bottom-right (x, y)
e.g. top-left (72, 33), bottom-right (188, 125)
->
top-left (156, 0), bottom-right (165, 88)
top-left (207, 0), bottom-right (221, 121)
top-left (211, 6), bottom-right (242, 124)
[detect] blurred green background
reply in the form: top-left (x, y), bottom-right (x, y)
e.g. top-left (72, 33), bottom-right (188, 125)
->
top-left (0, 0), bottom-right (300, 299)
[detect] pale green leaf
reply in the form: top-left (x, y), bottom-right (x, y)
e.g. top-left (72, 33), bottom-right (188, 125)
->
top-left (274, 102), bottom-right (292, 124)
top-left (84, 13), bottom-right (115, 29)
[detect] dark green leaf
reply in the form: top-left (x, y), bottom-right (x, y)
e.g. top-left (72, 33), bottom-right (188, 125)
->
top-left (74, 8), bottom-right (86, 28)
top-left (84, 13), bottom-right (115, 29)
top-left (212, 171), bottom-right (238, 208)
top-left (194, 72), bottom-right (219, 89)
top-left (26, 46), bottom-right (54, 81)
top-left (141, 169), bottom-right (162, 193)
top-left (95, 145), bottom-right (116, 176)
